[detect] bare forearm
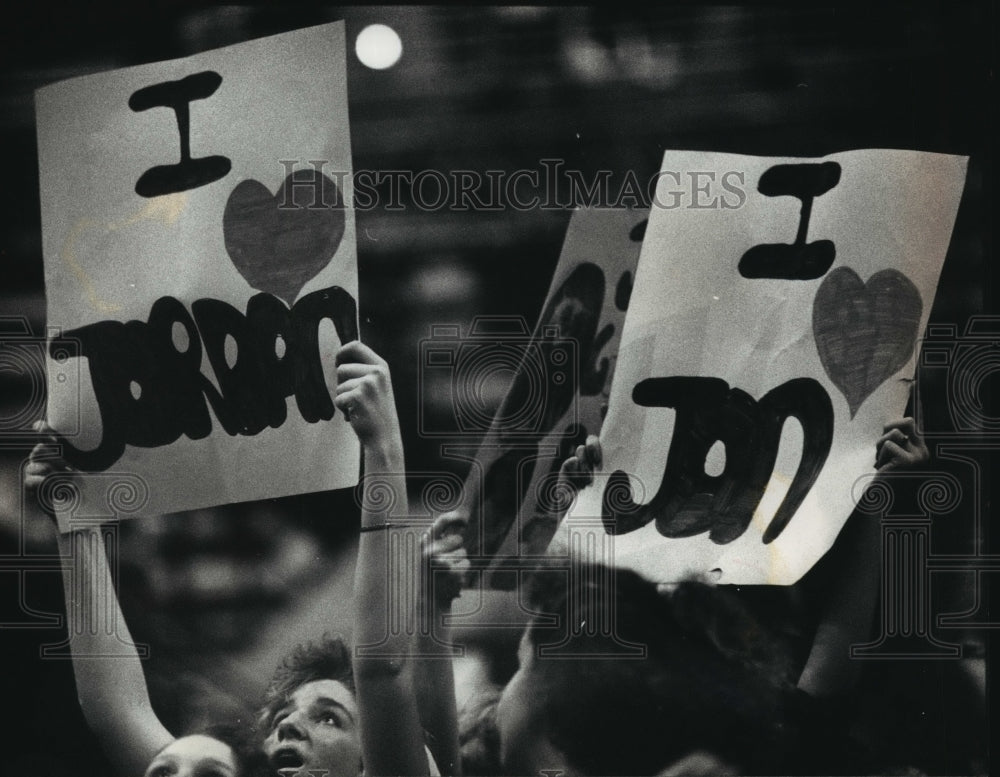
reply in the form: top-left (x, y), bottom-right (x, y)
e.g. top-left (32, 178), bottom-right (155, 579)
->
top-left (797, 515), bottom-right (880, 698)
top-left (354, 446), bottom-right (413, 666)
top-left (801, 415), bottom-right (931, 697)
top-left (57, 526), bottom-right (172, 775)
top-left (415, 603), bottom-right (462, 776)
top-left (353, 448), bottom-right (429, 776)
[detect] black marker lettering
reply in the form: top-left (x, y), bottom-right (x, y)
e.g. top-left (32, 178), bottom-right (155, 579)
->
top-left (738, 162), bottom-right (841, 280)
top-left (54, 286), bottom-right (357, 471)
top-left (129, 71), bottom-right (232, 197)
top-left (601, 376), bottom-right (833, 545)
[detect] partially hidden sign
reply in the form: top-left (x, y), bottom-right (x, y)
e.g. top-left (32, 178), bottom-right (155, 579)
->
top-left (36, 22), bottom-right (360, 519)
top-left (461, 207), bottom-right (646, 576)
top-left (558, 150), bottom-right (967, 585)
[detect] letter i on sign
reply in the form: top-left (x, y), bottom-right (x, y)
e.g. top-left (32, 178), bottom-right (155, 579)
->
top-left (129, 71), bottom-right (232, 197)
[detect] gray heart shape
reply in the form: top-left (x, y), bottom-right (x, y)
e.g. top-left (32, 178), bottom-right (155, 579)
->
top-left (813, 267), bottom-right (922, 418)
top-left (223, 170), bottom-right (345, 306)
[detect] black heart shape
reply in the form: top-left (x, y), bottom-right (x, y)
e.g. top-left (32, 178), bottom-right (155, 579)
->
top-left (813, 267), bottom-right (922, 418)
top-left (223, 170), bottom-right (345, 305)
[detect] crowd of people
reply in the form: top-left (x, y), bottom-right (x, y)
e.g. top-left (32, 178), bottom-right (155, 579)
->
top-left (23, 336), bottom-right (982, 777)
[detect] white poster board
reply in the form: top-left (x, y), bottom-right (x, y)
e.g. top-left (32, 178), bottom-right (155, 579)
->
top-left (458, 207), bottom-right (646, 571)
top-left (36, 22), bottom-right (359, 519)
top-left (561, 149), bottom-right (967, 584)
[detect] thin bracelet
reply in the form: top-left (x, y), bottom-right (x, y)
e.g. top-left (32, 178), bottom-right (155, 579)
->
top-left (359, 521), bottom-right (429, 532)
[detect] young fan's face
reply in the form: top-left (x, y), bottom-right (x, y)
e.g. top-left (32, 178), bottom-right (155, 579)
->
top-left (263, 679), bottom-right (362, 777)
top-left (143, 735), bottom-right (236, 777)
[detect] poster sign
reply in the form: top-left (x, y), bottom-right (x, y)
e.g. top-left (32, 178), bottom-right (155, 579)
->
top-left (561, 150), bottom-right (967, 584)
top-left (460, 207), bottom-right (646, 570)
top-left (35, 22), bottom-right (360, 519)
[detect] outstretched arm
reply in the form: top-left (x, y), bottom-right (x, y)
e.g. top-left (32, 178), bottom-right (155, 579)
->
top-left (25, 429), bottom-right (173, 777)
top-left (415, 513), bottom-right (469, 776)
top-left (797, 417), bottom-right (929, 698)
top-left (335, 341), bottom-right (430, 776)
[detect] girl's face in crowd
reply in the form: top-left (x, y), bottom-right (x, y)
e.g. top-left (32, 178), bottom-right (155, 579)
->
top-left (263, 678), bottom-right (362, 777)
top-left (143, 734), bottom-right (237, 777)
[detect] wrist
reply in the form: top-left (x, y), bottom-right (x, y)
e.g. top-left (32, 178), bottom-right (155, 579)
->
top-left (363, 437), bottom-right (405, 472)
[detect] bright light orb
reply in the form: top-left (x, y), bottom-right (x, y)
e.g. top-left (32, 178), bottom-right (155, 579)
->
top-left (355, 24), bottom-right (402, 70)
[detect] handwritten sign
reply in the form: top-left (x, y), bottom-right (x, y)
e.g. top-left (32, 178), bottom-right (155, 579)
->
top-left (461, 207), bottom-right (646, 573)
top-left (559, 150), bottom-right (967, 585)
top-left (36, 23), bottom-right (360, 519)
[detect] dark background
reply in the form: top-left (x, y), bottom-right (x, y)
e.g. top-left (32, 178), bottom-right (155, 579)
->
top-left (0, 4), bottom-right (993, 775)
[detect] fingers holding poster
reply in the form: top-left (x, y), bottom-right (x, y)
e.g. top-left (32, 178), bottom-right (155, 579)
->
top-left (35, 22), bottom-right (360, 520)
top-left (562, 149), bottom-right (968, 585)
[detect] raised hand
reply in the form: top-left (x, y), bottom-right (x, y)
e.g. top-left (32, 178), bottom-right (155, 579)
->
top-left (554, 434), bottom-right (602, 515)
top-left (422, 512), bottom-right (471, 610)
top-left (334, 340), bottom-right (404, 467)
top-left (24, 420), bottom-right (78, 521)
top-left (875, 417), bottom-right (929, 473)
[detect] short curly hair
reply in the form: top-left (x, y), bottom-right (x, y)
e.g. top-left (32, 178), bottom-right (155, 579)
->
top-left (258, 633), bottom-right (356, 733)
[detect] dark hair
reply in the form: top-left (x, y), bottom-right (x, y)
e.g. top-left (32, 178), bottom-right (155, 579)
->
top-left (519, 564), bottom-right (801, 776)
top-left (258, 633), bottom-right (356, 733)
top-left (160, 724), bottom-right (270, 777)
